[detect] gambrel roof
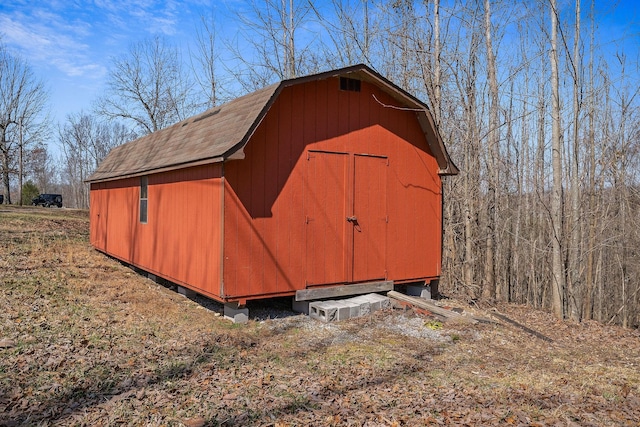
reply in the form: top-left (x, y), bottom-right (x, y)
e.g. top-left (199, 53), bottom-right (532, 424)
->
top-left (87, 64), bottom-right (458, 183)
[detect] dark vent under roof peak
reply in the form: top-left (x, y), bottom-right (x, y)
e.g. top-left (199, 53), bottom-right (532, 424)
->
top-left (340, 77), bottom-right (361, 92)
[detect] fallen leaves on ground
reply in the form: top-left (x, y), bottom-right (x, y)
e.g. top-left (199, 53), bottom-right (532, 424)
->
top-left (1, 206), bottom-right (639, 426)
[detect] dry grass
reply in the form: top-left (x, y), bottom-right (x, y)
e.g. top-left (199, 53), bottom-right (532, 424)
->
top-left (1, 206), bottom-right (639, 426)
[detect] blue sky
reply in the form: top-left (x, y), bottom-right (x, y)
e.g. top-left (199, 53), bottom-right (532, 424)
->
top-left (1, 0), bottom-right (639, 142)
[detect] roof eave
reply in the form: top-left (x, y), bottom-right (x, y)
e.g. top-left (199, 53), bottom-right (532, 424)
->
top-left (86, 156), bottom-right (225, 184)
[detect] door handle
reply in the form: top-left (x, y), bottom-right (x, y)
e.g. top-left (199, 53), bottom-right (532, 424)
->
top-left (346, 216), bottom-right (358, 223)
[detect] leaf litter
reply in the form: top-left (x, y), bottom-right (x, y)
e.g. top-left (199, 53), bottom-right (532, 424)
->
top-left (1, 206), bottom-right (639, 426)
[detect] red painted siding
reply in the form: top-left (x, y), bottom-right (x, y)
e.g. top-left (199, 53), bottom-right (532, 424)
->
top-left (90, 164), bottom-right (224, 299)
top-left (222, 77), bottom-right (442, 300)
top-left (305, 151), bottom-right (350, 285)
top-left (352, 154), bottom-right (388, 282)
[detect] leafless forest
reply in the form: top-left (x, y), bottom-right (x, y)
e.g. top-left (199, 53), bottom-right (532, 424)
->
top-left (1, 1), bottom-right (639, 326)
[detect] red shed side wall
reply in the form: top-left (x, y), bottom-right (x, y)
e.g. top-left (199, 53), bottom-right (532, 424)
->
top-left (222, 77), bottom-right (442, 300)
top-left (90, 164), bottom-right (223, 299)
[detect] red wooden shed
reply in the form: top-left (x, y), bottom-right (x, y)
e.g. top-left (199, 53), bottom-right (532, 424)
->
top-left (87, 64), bottom-right (458, 312)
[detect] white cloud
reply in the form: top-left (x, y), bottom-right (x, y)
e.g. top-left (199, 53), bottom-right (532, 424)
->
top-left (0, 12), bottom-right (105, 80)
top-left (94, 0), bottom-right (180, 36)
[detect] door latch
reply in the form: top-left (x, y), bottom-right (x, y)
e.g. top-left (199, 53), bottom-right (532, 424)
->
top-left (346, 216), bottom-right (358, 223)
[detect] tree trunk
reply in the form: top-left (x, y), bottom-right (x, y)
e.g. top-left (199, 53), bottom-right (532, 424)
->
top-left (433, 0), bottom-right (442, 126)
top-left (534, 40), bottom-right (547, 310)
top-left (463, 32), bottom-right (480, 297)
top-left (583, 0), bottom-right (596, 321)
top-left (482, 0), bottom-right (499, 301)
top-left (1, 148), bottom-right (10, 204)
top-left (567, 0), bottom-right (581, 321)
top-left (550, 0), bottom-right (565, 319)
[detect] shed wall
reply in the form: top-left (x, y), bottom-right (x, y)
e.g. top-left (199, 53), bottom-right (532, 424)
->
top-left (222, 77), bottom-right (442, 300)
top-left (90, 164), bottom-right (223, 299)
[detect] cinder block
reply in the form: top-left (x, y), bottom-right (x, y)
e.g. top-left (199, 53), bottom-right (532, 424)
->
top-left (177, 286), bottom-right (196, 298)
top-left (333, 301), bottom-right (358, 320)
top-left (224, 303), bottom-right (249, 324)
top-left (359, 301), bottom-right (371, 315)
top-left (292, 299), bottom-right (310, 315)
top-left (348, 295), bottom-right (367, 306)
top-left (344, 298), bottom-right (371, 315)
top-left (344, 301), bottom-right (361, 318)
top-left (406, 285), bottom-right (432, 300)
top-left (370, 293), bottom-right (392, 309)
top-left (349, 294), bottom-right (387, 312)
top-left (309, 301), bottom-right (337, 322)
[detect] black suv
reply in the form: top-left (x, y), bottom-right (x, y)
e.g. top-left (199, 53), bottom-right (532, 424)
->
top-left (32, 194), bottom-right (63, 208)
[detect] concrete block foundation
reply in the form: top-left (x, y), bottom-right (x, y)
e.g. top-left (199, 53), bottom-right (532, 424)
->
top-left (177, 286), bottom-right (197, 298)
top-left (224, 303), bottom-right (249, 324)
top-left (292, 299), bottom-right (310, 315)
top-left (308, 293), bottom-right (390, 323)
top-left (406, 284), bottom-right (432, 300)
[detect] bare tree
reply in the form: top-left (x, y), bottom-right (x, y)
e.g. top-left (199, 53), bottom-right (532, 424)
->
top-left (0, 41), bottom-right (49, 204)
top-left (481, 0), bottom-right (499, 301)
top-left (438, 1), bottom-right (483, 300)
top-left (549, 0), bottom-right (565, 319)
top-left (433, 0), bottom-right (442, 126)
top-left (567, 0), bottom-right (582, 321)
top-left (461, 27), bottom-right (482, 299)
top-left (191, 12), bottom-right (221, 108)
top-left (227, 0), bottom-right (317, 91)
top-left (59, 113), bottom-right (134, 208)
top-left (96, 36), bottom-right (197, 135)
top-left (583, 0), bottom-right (596, 320)
top-left (24, 143), bottom-right (57, 194)
top-left (310, 0), bottom-right (377, 68)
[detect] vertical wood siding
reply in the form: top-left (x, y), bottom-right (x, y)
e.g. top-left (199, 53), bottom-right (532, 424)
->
top-left (90, 164), bottom-right (223, 299)
top-left (222, 77), bottom-right (442, 300)
top-left (305, 151), bottom-right (350, 285)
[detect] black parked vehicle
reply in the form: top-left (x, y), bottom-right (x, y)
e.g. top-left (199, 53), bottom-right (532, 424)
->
top-left (32, 194), bottom-right (63, 208)
top-left (0, 195), bottom-right (3, 204)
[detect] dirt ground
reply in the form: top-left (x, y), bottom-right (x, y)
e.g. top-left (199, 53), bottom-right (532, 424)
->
top-left (1, 206), bottom-right (639, 426)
